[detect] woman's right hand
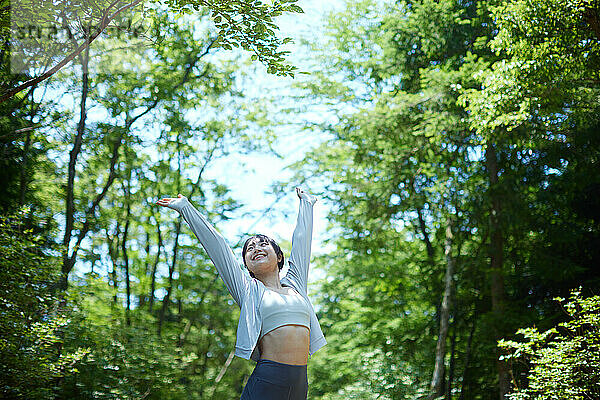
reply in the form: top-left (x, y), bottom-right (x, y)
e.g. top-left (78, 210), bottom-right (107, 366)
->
top-left (156, 194), bottom-right (188, 211)
top-left (295, 187), bottom-right (318, 204)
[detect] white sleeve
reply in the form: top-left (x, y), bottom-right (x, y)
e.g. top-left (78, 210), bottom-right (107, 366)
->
top-left (169, 196), bottom-right (250, 307)
top-left (286, 192), bottom-right (317, 292)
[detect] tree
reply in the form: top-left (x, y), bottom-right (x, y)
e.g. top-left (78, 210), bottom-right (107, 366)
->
top-left (57, 10), bottom-right (236, 290)
top-left (499, 289), bottom-right (600, 400)
top-left (0, 211), bottom-right (88, 399)
top-left (0, 4), bottom-right (286, 396)
top-left (461, 0), bottom-right (600, 345)
top-left (293, 0), bottom-right (508, 397)
top-left (292, 0), bottom-right (600, 399)
top-left (1, 0), bottom-right (305, 102)
top-left (46, 11), bottom-right (267, 398)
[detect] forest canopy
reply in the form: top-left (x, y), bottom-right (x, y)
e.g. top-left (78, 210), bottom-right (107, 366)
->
top-left (1, 0), bottom-right (599, 399)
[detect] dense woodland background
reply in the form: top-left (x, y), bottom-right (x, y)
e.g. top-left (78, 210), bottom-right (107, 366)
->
top-left (1, 0), bottom-right (599, 399)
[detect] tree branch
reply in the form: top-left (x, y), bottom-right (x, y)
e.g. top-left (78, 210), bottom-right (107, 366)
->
top-left (0, 0), bottom-right (143, 103)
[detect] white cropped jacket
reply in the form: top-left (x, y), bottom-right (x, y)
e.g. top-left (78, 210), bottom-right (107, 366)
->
top-left (168, 194), bottom-right (326, 361)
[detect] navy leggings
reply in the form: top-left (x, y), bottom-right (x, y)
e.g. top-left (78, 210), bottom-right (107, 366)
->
top-left (240, 359), bottom-right (308, 400)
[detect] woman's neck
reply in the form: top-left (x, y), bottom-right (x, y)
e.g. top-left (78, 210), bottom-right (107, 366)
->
top-left (257, 272), bottom-right (283, 290)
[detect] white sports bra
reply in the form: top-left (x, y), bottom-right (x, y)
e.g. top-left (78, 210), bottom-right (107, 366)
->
top-left (259, 288), bottom-right (311, 339)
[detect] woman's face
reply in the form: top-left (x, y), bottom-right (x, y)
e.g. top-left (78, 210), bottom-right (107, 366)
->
top-left (244, 237), bottom-right (281, 276)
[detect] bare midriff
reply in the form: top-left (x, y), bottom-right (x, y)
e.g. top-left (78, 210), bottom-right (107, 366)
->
top-left (258, 324), bottom-right (310, 365)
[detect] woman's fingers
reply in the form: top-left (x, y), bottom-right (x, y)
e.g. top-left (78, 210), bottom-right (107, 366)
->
top-left (156, 197), bottom-right (175, 207)
top-left (295, 187), bottom-right (317, 204)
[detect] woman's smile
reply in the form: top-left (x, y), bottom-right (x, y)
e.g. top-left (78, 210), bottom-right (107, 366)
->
top-left (253, 252), bottom-right (266, 261)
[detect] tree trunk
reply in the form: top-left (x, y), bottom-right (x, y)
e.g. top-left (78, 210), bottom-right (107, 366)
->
top-left (158, 131), bottom-right (184, 335)
top-left (208, 350), bottom-right (236, 399)
top-left (417, 206), bottom-right (435, 261)
top-left (121, 190), bottom-right (131, 326)
top-left (148, 214), bottom-right (163, 313)
top-left (106, 224), bottom-right (121, 305)
top-left (147, 151), bottom-right (168, 315)
top-left (139, 225), bottom-right (151, 308)
top-left (59, 67), bottom-right (167, 291)
top-left (111, 263), bottom-right (118, 305)
top-left (157, 218), bottom-right (181, 336)
top-left (446, 323), bottom-right (457, 400)
top-left (458, 313), bottom-right (477, 400)
top-left (59, 43), bottom-right (129, 291)
top-left (429, 222), bottom-right (455, 399)
top-left (485, 143), bottom-right (510, 399)
top-left (18, 129), bottom-right (31, 206)
top-left (61, 43), bottom-right (90, 290)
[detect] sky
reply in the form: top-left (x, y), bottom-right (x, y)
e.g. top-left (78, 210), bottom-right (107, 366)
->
top-left (201, 0), bottom-right (347, 259)
top-left (60, 0), bottom-right (348, 285)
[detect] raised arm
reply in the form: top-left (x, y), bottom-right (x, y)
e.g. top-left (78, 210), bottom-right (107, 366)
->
top-left (156, 194), bottom-right (249, 307)
top-left (286, 187), bottom-right (317, 292)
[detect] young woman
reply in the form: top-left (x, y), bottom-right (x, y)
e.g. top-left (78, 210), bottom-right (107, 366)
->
top-left (156, 187), bottom-right (326, 400)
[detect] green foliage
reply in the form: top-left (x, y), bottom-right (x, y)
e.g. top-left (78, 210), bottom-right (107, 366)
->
top-left (309, 231), bottom-right (435, 399)
top-left (294, 2), bottom-right (503, 397)
top-left (3, 0), bottom-right (600, 398)
top-left (180, 0), bottom-right (304, 76)
top-left (1, 0), bottom-right (302, 101)
top-left (293, 0), bottom-right (600, 399)
top-left (0, 93), bottom-right (62, 216)
top-left (462, 0), bottom-right (600, 136)
top-left (40, 11), bottom-right (266, 398)
top-left (0, 211), bottom-right (88, 399)
top-left (460, 0), bottom-right (600, 304)
top-left (2, 6), bottom-right (276, 398)
top-left (499, 290), bottom-right (600, 400)
top-left (56, 274), bottom-right (247, 400)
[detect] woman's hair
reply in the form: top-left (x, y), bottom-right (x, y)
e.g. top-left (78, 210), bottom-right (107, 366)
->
top-left (242, 234), bottom-right (284, 278)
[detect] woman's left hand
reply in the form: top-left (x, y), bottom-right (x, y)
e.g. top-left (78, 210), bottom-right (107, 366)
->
top-left (295, 187), bottom-right (318, 204)
top-left (156, 194), bottom-right (188, 212)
